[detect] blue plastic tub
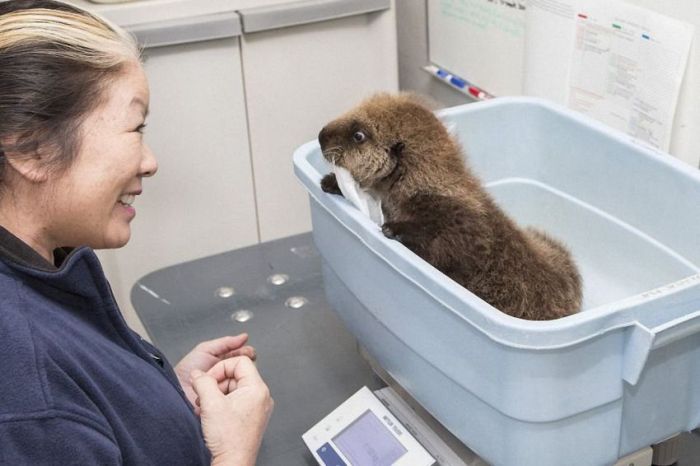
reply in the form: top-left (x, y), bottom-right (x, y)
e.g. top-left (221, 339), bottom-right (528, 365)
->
top-left (293, 97), bottom-right (700, 466)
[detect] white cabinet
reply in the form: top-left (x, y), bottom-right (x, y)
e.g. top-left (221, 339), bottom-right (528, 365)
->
top-left (69, 0), bottom-right (398, 337)
top-left (240, 1), bottom-right (398, 241)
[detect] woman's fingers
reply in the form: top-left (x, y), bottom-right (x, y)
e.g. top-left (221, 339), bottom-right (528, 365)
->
top-left (223, 345), bottom-right (256, 361)
top-left (190, 370), bottom-right (223, 407)
top-left (207, 356), bottom-right (264, 388)
top-left (218, 378), bottom-right (238, 395)
top-left (191, 357), bottom-right (259, 402)
top-left (196, 334), bottom-right (249, 357)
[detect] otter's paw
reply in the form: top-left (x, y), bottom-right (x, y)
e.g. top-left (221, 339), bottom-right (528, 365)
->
top-left (381, 222), bottom-right (403, 242)
top-left (321, 173), bottom-right (343, 196)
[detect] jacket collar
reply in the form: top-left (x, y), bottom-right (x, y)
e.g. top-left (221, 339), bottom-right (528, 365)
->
top-left (0, 225), bottom-right (105, 299)
top-left (0, 225), bottom-right (63, 271)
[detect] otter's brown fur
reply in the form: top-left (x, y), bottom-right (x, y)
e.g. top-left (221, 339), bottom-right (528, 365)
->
top-left (318, 93), bottom-right (582, 320)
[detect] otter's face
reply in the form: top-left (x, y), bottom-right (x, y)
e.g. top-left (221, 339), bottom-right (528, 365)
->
top-left (318, 116), bottom-right (403, 189)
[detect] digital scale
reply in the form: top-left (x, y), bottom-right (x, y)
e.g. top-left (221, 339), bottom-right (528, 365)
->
top-left (303, 348), bottom-right (655, 466)
top-left (303, 385), bottom-right (654, 466)
top-left (302, 386), bottom-right (435, 466)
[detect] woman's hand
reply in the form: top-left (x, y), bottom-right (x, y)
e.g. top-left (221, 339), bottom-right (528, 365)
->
top-left (175, 334), bottom-right (256, 408)
top-left (191, 357), bottom-right (273, 466)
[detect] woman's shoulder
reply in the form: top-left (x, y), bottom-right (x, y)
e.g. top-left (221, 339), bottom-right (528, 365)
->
top-left (0, 260), bottom-right (22, 296)
top-left (0, 272), bottom-right (54, 418)
top-left (0, 264), bottom-right (39, 346)
top-left (0, 268), bottom-right (100, 422)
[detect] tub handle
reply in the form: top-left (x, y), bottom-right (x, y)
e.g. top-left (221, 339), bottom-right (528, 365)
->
top-left (651, 310), bottom-right (700, 349)
top-left (624, 310), bottom-right (700, 386)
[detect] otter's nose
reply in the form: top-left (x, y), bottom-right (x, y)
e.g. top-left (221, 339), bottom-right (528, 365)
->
top-left (318, 125), bottom-right (331, 149)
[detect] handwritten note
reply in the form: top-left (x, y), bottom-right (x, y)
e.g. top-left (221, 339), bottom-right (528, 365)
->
top-left (429, 0), bottom-right (527, 95)
top-left (440, 0), bottom-right (525, 38)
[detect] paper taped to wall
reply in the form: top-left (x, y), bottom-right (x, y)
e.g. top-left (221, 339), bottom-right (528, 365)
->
top-left (525, 0), bottom-right (694, 150)
top-left (566, 0), bottom-right (694, 151)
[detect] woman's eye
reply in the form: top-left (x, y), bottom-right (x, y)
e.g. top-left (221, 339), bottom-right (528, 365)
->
top-left (352, 131), bottom-right (366, 143)
top-left (135, 123), bottom-right (147, 134)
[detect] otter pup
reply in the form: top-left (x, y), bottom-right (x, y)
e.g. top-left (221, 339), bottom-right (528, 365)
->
top-left (318, 93), bottom-right (582, 320)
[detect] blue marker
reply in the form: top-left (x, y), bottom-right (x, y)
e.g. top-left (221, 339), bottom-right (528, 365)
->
top-left (450, 76), bottom-right (466, 88)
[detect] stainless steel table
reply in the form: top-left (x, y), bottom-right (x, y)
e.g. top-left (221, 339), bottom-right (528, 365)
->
top-left (131, 232), bottom-right (700, 466)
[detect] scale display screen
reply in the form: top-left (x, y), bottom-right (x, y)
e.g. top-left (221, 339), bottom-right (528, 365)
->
top-left (332, 410), bottom-right (407, 465)
top-left (303, 386), bottom-right (434, 466)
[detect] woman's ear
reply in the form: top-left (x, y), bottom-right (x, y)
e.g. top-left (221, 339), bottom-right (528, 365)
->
top-left (0, 141), bottom-right (50, 183)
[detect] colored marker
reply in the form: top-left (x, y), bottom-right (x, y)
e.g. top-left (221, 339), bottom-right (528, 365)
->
top-left (468, 86), bottom-right (485, 99)
top-left (423, 65), bottom-right (492, 100)
top-left (450, 76), bottom-right (466, 88)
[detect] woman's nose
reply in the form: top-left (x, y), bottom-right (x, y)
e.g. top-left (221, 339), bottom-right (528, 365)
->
top-left (140, 143), bottom-right (158, 177)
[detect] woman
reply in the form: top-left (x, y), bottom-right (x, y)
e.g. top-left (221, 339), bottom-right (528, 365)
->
top-left (0, 1), bottom-right (273, 464)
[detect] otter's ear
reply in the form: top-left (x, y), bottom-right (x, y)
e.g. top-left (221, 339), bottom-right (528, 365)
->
top-left (389, 141), bottom-right (405, 158)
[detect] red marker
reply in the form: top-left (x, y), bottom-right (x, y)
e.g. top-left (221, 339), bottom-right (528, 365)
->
top-left (468, 86), bottom-right (486, 99)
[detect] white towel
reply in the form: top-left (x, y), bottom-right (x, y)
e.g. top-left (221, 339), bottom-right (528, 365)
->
top-left (332, 165), bottom-right (385, 226)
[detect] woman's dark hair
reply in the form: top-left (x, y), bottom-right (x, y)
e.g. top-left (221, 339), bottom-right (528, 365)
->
top-left (0, 0), bottom-right (139, 182)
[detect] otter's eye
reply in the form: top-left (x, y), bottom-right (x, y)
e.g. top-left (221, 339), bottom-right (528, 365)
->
top-left (352, 131), bottom-right (366, 143)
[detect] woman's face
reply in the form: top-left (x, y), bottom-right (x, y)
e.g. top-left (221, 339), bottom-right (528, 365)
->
top-left (48, 61), bottom-right (157, 250)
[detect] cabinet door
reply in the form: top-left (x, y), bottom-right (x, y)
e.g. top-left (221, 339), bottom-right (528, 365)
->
top-left (241, 1), bottom-right (398, 241)
top-left (98, 37), bottom-right (258, 336)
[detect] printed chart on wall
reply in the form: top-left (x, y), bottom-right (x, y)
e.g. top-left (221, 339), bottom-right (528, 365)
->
top-left (526, 0), bottom-right (694, 151)
top-left (568, 1), bottom-right (693, 151)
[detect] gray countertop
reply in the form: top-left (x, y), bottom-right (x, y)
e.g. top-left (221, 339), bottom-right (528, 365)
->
top-left (131, 233), bottom-right (383, 465)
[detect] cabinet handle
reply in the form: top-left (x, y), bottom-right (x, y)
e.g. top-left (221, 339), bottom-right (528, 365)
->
top-left (239, 0), bottom-right (391, 34)
top-left (127, 11), bottom-right (242, 49)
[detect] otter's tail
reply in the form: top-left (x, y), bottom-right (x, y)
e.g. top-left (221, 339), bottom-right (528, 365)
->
top-left (525, 228), bottom-right (583, 315)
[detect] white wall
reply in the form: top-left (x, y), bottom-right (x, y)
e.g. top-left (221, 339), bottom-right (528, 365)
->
top-left (396, 1), bottom-right (469, 107)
